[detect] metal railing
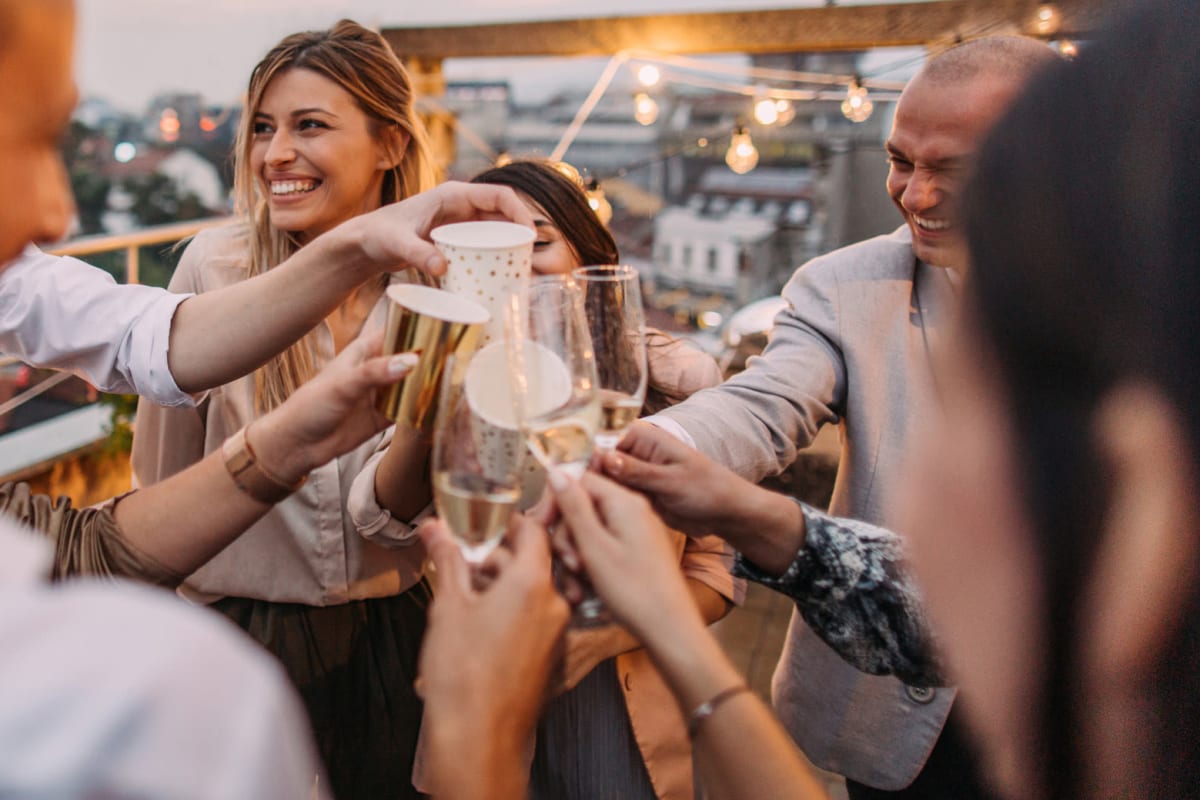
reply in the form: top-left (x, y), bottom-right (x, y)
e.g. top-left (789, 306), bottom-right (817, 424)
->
top-left (0, 216), bottom-right (228, 423)
top-left (47, 216), bottom-right (227, 284)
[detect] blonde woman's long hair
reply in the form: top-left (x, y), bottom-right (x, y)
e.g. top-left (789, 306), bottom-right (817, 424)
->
top-left (232, 19), bottom-right (437, 412)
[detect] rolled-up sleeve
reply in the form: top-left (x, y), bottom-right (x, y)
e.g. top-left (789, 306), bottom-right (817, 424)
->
top-left (0, 482), bottom-right (184, 587)
top-left (734, 501), bottom-right (946, 687)
top-left (0, 245), bottom-right (196, 406)
top-left (346, 427), bottom-right (427, 547)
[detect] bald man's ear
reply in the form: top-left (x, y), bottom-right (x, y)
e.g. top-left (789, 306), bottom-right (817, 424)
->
top-left (1081, 384), bottom-right (1200, 687)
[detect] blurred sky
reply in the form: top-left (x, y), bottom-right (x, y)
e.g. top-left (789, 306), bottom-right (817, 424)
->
top-left (77, 0), bottom-right (927, 112)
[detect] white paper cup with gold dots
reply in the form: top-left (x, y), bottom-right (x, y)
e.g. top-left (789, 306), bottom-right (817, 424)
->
top-left (433, 221), bottom-right (535, 344)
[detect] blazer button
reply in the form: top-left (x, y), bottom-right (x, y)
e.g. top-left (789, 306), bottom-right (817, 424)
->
top-left (905, 685), bottom-right (935, 705)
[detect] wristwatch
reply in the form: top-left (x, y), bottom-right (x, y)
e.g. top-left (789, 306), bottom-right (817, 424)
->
top-left (222, 425), bottom-right (307, 505)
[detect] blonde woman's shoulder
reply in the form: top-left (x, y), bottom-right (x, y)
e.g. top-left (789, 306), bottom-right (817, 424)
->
top-left (647, 328), bottom-right (723, 395)
top-left (170, 222), bottom-right (252, 293)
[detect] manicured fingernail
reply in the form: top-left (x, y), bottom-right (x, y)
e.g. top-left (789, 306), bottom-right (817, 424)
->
top-left (562, 550), bottom-right (580, 571)
top-left (606, 453), bottom-right (624, 474)
top-left (547, 467), bottom-right (571, 491)
top-left (388, 353), bottom-right (419, 376)
top-left (425, 254), bottom-right (445, 273)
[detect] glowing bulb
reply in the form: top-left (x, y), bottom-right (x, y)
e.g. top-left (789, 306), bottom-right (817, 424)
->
top-left (754, 97), bottom-right (779, 126)
top-left (586, 182), bottom-right (613, 225)
top-left (1033, 3), bottom-right (1062, 36)
top-left (634, 92), bottom-right (659, 126)
top-left (636, 64), bottom-right (661, 87)
top-left (725, 128), bottom-right (759, 175)
top-left (774, 99), bottom-right (796, 126)
top-left (494, 152), bottom-right (513, 167)
top-left (113, 142), bottom-right (136, 163)
top-left (841, 80), bottom-right (874, 123)
top-left (1058, 39), bottom-right (1079, 58)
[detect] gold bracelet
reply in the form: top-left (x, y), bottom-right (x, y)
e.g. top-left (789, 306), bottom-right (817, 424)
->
top-left (222, 425), bottom-right (306, 505)
top-left (686, 684), bottom-right (752, 739)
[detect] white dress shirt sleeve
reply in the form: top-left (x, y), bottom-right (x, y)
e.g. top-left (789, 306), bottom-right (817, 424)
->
top-left (0, 245), bottom-right (196, 406)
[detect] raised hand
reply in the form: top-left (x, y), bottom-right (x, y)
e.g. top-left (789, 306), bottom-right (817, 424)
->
top-left (548, 470), bottom-right (705, 644)
top-left (417, 514), bottom-right (569, 799)
top-left (250, 333), bottom-right (417, 484)
top-left (350, 181), bottom-right (535, 277)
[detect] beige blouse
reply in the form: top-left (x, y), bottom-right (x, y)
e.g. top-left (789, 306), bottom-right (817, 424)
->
top-left (131, 225), bottom-right (425, 606)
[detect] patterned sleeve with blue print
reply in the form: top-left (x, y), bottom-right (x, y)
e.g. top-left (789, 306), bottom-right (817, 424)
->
top-left (733, 501), bottom-right (947, 688)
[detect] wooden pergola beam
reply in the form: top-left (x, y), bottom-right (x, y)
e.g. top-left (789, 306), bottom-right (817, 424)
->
top-left (384, 0), bottom-right (1111, 60)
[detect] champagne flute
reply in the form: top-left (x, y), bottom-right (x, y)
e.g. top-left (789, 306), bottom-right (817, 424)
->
top-left (518, 275), bottom-right (601, 479)
top-left (431, 353), bottom-right (526, 563)
top-left (573, 265), bottom-right (648, 451)
top-left (515, 276), bottom-right (611, 625)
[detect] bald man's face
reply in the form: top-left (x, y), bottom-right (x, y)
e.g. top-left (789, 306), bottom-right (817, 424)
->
top-left (885, 72), bottom-right (1025, 271)
top-left (0, 0), bottom-right (77, 267)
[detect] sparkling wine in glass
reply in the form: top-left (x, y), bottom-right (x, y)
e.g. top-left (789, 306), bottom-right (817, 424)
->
top-left (517, 276), bottom-right (601, 479)
top-left (573, 265), bottom-right (648, 451)
top-left (432, 353), bottom-right (526, 563)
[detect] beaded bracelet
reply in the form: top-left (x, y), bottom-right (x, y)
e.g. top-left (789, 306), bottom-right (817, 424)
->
top-left (686, 684), bottom-right (752, 739)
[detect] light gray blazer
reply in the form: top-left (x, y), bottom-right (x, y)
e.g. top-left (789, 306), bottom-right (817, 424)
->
top-left (660, 226), bottom-right (957, 789)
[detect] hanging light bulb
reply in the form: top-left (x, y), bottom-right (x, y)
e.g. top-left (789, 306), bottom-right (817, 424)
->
top-left (753, 96), bottom-right (780, 126)
top-left (841, 78), bottom-right (874, 123)
top-left (1032, 3), bottom-right (1062, 36)
top-left (1057, 39), bottom-right (1079, 58)
top-left (634, 92), bottom-right (659, 126)
top-left (725, 126), bottom-right (759, 175)
top-left (494, 151), bottom-right (513, 167)
top-left (636, 63), bottom-right (661, 88)
top-left (774, 98), bottom-right (796, 126)
top-left (585, 179), bottom-right (613, 226)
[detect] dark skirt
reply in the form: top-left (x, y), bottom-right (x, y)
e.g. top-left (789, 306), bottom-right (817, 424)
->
top-left (213, 581), bottom-right (431, 800)
top-left (528, 658), bottom-right (658, 800)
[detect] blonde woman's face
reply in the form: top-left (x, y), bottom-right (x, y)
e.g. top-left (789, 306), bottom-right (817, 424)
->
top-left (522, 195), bottom-right (580, 275)
top-left (250, 68), bottom-right (391, 243)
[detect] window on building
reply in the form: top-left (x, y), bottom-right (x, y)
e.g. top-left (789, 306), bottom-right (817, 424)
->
top-left (682, 245), bottom-right (693, 272)
top-left (707, 248), bottom-right (719, 274)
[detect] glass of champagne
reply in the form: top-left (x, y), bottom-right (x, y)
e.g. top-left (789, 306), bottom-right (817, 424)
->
top-left (573, 265), bottom-right (647, 451)
top-left (431, 353), bottom-right (526, 563)
top-left (514, 276), bottom-right (610, 624)
top-left (517, 276), bottom-right (601, 478)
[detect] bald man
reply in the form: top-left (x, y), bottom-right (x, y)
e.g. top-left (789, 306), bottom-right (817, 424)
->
top-left (651, 38), bottom-right (1060, 798)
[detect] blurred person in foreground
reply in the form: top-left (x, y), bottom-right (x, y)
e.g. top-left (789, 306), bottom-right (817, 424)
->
top-left (0, 1), bottom-right (530, 794)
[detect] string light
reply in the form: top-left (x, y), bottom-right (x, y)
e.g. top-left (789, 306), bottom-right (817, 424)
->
top-left (841, 78), bottom-right (873, 123)
top-left (774, 99), bottom-right (796, 126)
top-left (585, 179), bottom-right (613, 225)
top-left (1033, 3), bottom-right (1063, 36)
top-left (636, 63), bottom-right (661, 87)
top-left (725, 126), bottom-right (759, 175)
top-left (1057, 40), bottom-right (1079, 58)
top-left (634, 92), bottom-right (659, 126)
top-left (753, 95), bottom-right (780, 126)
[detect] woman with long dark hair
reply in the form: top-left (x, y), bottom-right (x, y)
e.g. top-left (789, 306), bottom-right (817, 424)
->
top-left (470, 159), bottom-right (744, 800)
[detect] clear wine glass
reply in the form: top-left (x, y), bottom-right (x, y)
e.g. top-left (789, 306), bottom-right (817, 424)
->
top-left (573, 265), bottom-right (648, 452)
top-left (431, 352), bottom-right (527, 563)
top-left (515, 276), bottom-right (614, 625)
top-left (517, 275), bottom-right (601, 478)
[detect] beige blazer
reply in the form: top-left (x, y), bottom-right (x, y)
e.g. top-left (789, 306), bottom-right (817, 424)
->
top-left (660, 227), bottom-right (959, 789)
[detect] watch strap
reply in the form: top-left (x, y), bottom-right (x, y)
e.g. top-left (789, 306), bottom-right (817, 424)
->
top-left (222, 425), bottom-right (306, 505)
